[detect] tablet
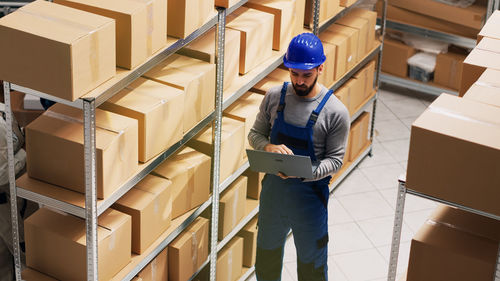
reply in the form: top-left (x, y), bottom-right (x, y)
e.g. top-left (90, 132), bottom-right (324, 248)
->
top-left (246, 149), bottom-right (319, 178)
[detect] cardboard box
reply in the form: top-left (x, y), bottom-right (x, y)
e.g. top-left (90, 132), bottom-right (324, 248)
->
top-left (10, 91), bottom-right (44, 128)
top-left (460, 37), bottom-right (500, 96)
top-left (55, 0), bottom-right (166, 69)
top-left (245, 0), bottom-right (295, 51)
top-left (267, 67), bottom-right (290, 81)
top-left (319, 30), bottom-right (348, 81)
top-left (335, 84), bottom-right (352, 115)
top-left (25, 208), bottom-right (131, 281)
top-left (113, 174), bottom-right (172, 254)
top-left (345, 76), bottom-right (365, 115)
top-left (292, 0), bottom-right (306, 36)
top-left (346, 111), bottom-right (369, 161)
top-left (0, 0), bottom-right (115, 101)
top-left (377, 3), bottom-right (480, 40)
top-left (389, 0), bottom-right (486, 30)
top-left (434, 51), bottom-right (467, 91)
top-left (224, 91), bottom-right (265, 163)
top-left (330, 24), bottom-right (359, 69)
top-left (144, 54), bottom-right (216, 133)
top-left (478, 10), bottom-right (500, 42)
top-left (187, 117), bottom-right (245, 183)
top-left (26, 104), bottom-right (138, 199)
top-left (340, 0), bottom-right (356, 7)
top-left (227, 7), bottom-right (274, 74)
top-left (464, 83), bottom-right (500, 107)
top-left (354, 60), bottom-right (376, 100)
top-left (407, 205), bottom-right (500, 281)
top-left (178, 27), bottom-right (240, 90)
top-left (168, 0), bottom-right (214, 38)
top-left (237, 217), bottom-right (258, 267)
top-left (382, 37), bottom-right (416, 78)
top-left (22, 268), bottom-right (58, 281)
top-left (216, 237), bottom-right (244, 281)
top-left (251, 77), bottom-right (284, 95)
top-left (100, 77), bottom-right (184, 162)
top-left (320, 42), bottom-right (337, 87)
top-left (219, 176), bottom-right (248, 240)
top-left (348, 8), bottom-right (377, 50)
top-left (305, 0), bottom-right (340, 25)
top-left (406, 94), bottom-right (500, 217)
top-left (137, 248), bottom-right (168, 281)
top-left (169, 217), bottom-right (209, 281)
top-left (243, 169), bottom-right (264, 200)
top-left (337, 13), bottom-right (369, 60)
top-left (153, 147), bottom-right (211, 219)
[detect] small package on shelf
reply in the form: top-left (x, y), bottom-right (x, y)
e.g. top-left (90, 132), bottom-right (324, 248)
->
top-left (319, 30), bottom-right (348, 80)
top-left (382, 37), bottom-right (416, 78)
top-left (227, 7), bottom-right (274, 75)
top-left (137, 248), bottom-right (168, 281)
top-left (407, 52), bottom-right (437, 83)
top-left (342, 77), bottom-right (365, 115)
top-left (219, 176), bottom-right (248, 240)
top-left (327, 24), bottom-right (359, 70)
top-left (112, 174), bottom-right (173, 254)
top-left (348, 8), bottom-right (377, 50)
top-left (243, 169), bottom-right (264, 200)
top-left (217, 237), bottom-right (244, 281)
top-left (245, 0), bottom-right (296, 51)
top-left (169, 217), bottom-right (209, 281)
top-left (26, 103), bottom-right (139, 199)
top-left (337, 12), bottom-right (370, 60)
top-left (237, 217), bottom-right (258, 268)
top-left (304, 0), bottom-right (340, 25)
top-left (321, 42), bottom-right (337, 88)
top-left (345, 112), bottom-right (370, 162)
top-left (55, 0), bottom-right (167, 69)
top-left (406, 94), bottom-right (500, 217)
top-left (354, 60), bottom-right (376, 100)
top-left (25, 208), bottom-right (132, 281)
top-left (143, 54), bottom-right (215, 134)
top-left (178, 27), bottom-right (241, 91)
top-left (153, 147), bottom-right (211, 219)
top-left (100, 77), bottom-right (184, 163)
top-left (224, 91), bottom-right (265, 163)
top-left (187, 117), bottom-right (245, 183)
top-left (407, 205), bottom-right (500, 281)
top-left (168, 0), bottom-right (214, 39)
top-left (0, 0), bottom-right (116, 102)
top-left (434, 50), bottom-right (467, 91)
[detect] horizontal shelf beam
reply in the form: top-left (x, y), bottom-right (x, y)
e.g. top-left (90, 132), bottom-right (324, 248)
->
top-left (380, 73), bottom-right (458, 97)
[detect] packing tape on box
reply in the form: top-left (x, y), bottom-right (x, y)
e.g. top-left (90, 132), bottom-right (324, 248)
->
top-left (129, 0), bottom-right (154, 55)
top-left (428, 105), bottom-right (500, 128)
top-left (474, 81), bottom-right (500, 89)
top-left (17, 8), bottom-right (100, 84)
top-left (191, 230), bottom-right (198, 272)
top-left (44, 110), bottom-right (126, 162)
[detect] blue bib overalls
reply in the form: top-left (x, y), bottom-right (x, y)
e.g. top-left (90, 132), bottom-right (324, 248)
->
top-left (255, 82), bottom-right (333, 281)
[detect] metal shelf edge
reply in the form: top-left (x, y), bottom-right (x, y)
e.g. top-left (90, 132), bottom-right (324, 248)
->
top-left (238, 266), bottom-right (256, 281)
top-left (330, 44), bottom-right (381, 93)
top-left (216, 202), bottom-right (259, 252)
top-left (219, 161), bottom-right (250, 194)
top-left (188, 258), bottom-right (210, 281)
top-left (11, 84), bottom-right (84, 109)
top-left (17, 186), bottom-right (85, 218)
top-left (318, 0), bottom-right (365, 34)
top-left (380, 73), bottom-right (458, 96)
top-left (121, 198), bottom-right (213, 281)
top-left (381, 19), bottom-right (476, 49)
top-left (329, 144), bottom-right (372, 193)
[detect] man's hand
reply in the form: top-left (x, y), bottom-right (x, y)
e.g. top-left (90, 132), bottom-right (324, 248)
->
top-left (264, 144), bottom-right (294, 155)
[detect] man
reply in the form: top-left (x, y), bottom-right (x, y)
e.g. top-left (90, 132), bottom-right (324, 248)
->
top-left (248, 33), bottom-right (350, 281)
top-left (0, 102), bottom-right (28, 281)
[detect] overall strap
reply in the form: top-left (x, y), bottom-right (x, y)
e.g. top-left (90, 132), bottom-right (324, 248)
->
top-left (277, 82), bottom-right (289, 113)
top-left (307, 89), bottom-right (334, 128)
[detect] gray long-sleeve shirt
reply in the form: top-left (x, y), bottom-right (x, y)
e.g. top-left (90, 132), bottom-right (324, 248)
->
top-left (248, 83), bottom-right (350, 181)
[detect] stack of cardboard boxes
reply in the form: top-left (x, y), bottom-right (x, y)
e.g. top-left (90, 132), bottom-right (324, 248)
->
top-left (403, 12), bottom-right (500, 280)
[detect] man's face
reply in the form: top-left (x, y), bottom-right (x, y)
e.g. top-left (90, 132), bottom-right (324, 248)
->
top-left (289, 66), bottom-right (322, 97)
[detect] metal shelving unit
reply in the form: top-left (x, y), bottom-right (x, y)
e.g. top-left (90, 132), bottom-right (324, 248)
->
top-left (3, 0), bottom-right (387, 280)
top-left (387, 175), bottom-right (500, 281)
top-left (378, 0), bottom-right (499, 97)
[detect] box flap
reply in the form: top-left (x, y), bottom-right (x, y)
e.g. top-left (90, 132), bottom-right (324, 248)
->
top-left (337, 14), bottom-right (368, 28)
top-left (330, 24), bottom-right (358, 37)
top-left (153, 147), bottom-right (209, 179)
top-left (318, 29), bottom-right (348, 45)
top-left (143, 65), bottom-right (198, 90)
top-left (464, 84), bottom-right (500, 107)
top-left (162, 54), bottom-right (215, 74)
top-left (134, 174), bottom-right (171, 195)
top-left (464, 38), bottom-right (500, 71)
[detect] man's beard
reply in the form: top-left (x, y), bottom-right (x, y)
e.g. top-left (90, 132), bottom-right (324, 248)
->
top-left (292, 75), bottom-right (318, 97)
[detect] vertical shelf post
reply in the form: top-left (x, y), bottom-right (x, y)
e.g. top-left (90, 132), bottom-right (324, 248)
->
top-left (312, 0), bottom-right (321, 35)
top-left (209, 7), bottom-right (226, 281)
top-left (83, 98), bottom-right (98, 280)
top-left (387, 179), bottom-right (407, 281)
top-left (3, 82), bottom-right (22, 281)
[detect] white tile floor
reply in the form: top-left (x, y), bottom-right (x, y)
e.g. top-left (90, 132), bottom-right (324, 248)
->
top-left (247, 85), bottom-right (439, 281)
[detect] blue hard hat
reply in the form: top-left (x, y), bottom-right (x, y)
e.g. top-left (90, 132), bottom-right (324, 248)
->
top-left (283, 33), bottom-right (326, 70)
